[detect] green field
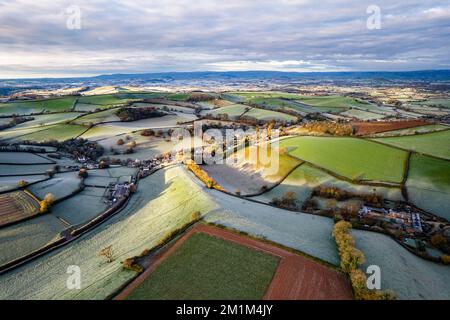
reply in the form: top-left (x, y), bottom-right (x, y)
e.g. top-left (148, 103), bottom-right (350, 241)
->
top-left (412, 99), bottom-right (450, 109)
top-left (207, 104), bottom-right (249, 119)
top-left (406, 154), bottom-right (450, 220)
top-left (77, 94), bottom-right (128, 106)
top-left (244, 108), bottom-right (297, 122)
top-left (13, 124), bottom-right (88, 142)
top-left (12, 112), bottom-right (82, 129)
top-left (372, 129), bottom-right (450, 160)
top-left (73, 108), bottom-right (121, 124)
top-left (0, 97), bottom-right (77, 116)
top-left (125, 232), bottom-right (279, 300)
top-left (280, 136), bottom-right (408, 183)
top-left (255, 163), bottom-right (405, 205)
top-left (295, 95), bottom-right (368, 109)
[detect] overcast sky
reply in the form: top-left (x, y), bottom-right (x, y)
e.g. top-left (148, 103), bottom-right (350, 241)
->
top-left (0, 0), bottom-right (449, 78)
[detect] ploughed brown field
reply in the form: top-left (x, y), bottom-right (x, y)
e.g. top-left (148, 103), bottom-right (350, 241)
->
top-left (0, 191), bottom-right (40, 227)
top-left (115, 224), bottom-right (353, 300)
top-left (352, 120), bottom-right (429, 136)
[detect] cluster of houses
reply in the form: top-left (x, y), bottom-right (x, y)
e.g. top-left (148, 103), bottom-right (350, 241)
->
top-left (106, 181), bottom-right (136, 204)
top-left (358, 205), bottom-right (423, 233)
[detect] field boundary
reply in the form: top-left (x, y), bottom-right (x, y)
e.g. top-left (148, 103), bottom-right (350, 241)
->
top-left (114, 224), bottom-right (353, 300)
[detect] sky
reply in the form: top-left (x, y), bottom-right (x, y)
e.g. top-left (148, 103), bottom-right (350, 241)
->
top-left (0, 0), bottom-right (449, 78)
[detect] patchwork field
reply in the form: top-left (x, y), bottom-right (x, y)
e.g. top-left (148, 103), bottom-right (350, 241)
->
top-left (0, 164), bottom-right (57, 176)
top-left (0, 191), bottom-right (40, 227)
top-left (353, 230), bottom-right (450, 299)
top-left (77, 94), bottom-right (129, 106)
top-left (352, 120), bottom-right (429, 136)
top-left (5, 113), bottom-right (81, 130)
top-left (244, 108), bottom-right (297, 122)
top-left (122, 231), bottom-right (279, 300)
top-left (50, 187), bottom-right (108, 226)
top-left (254, 163), bottom-right (405, 206)
top-left (0, 152), bottom-right (54, 164)
top-left (0, 175), bottom-right (48, 192)
top-left (80, 114), bottom-right (195, 141)
top-left (10, 124), bottom-right (88, 142)
top-left (202, 144), bottom-right (302, 195)
top-left (203, 188), bottom-right (339, 265)
top-left (27, 171), bottom-right (82, 201)
top-left (0, 97), bottom-right (77, 116)
top-left (340, 108), bottom-right (385, 120)
top-left (0, 166), bottom-right (218, 299)
top-left (206, 104), bottom-right (249, 119)
top-left (280, 136), bottom-right (408, 183)
top-left (372, 130), bottom-right (450, 160)
top-left (369, 124), bottom-right (449, 137)
top-left (411, 99), bottom-right (450, 109)
top-left (406, 154), bottom-right (450, 220)
top-left (0, 214), bottom-right (67, 266)
top-left (119, 225), bottom-right (352, 300)
top-left (73, 108), bottom-right (121, 125)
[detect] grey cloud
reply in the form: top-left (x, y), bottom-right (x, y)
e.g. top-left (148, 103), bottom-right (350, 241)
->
top-left (0, 0), bottom-right (449, 77)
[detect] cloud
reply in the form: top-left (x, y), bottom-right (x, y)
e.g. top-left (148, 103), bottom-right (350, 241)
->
top-left (0, 0), bottom-right (449, 77)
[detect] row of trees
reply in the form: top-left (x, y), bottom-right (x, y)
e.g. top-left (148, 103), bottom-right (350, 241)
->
top-left (313, 186), bottom-right (384, 207)
top-left (116, 107), bottom-right (165, 122)
top-left (332, 220), bottom-right (395, 300)
top-left (185, 160), bottom-right (222, 190)
top-left (0, 116), bottom-right (34, 130)
top-left (270, 191), bottom-right (298, 209)
top-left (301, 121), bottom-right (354, 136)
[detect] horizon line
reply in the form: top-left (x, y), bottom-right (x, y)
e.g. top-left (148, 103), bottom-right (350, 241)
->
top-left (1, 69), bottom-right (450, 81)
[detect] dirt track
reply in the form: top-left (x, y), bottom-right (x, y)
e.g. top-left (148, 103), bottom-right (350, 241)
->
top-left (115, 224), bottom-right (353, 300)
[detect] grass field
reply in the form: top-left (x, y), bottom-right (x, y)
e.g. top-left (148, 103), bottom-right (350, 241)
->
top-left (244, 108), bottom-right (297, 122)
top-left (73, 108), bottom-right (121, 125)
top-left (50, 187), bottom-right (108, 226)
top-left (5, 112), bottom-right (81, 130)
top-left (77, 94), bottom-right (129, 106)
top-left (280, 136), bottom-right (408, 183)
top-left (203, 143), bottom-right (302, 194)
top-left (0, 164), bottom-right (58, 176)
top-left (0, 166), bottom-right (217, 299)
top-left (207, 104), bottom-right (249, 119)
top-left (295, 95), bottom-right (368, 110)
top-left (406, 154), bottom-right (450, 220)
top-left (0, 175), bottom-right (48, 192)
top-left (372, 130), bottom-right (450, 160)
top-left (125, 232), bottom-right (279, 300)
top-left (255, 163), bottom-right (405, 206)
top-left (28, 172), bottom-right (82, 201)
top-left (353, 229), bottom-right (450, 299)
top-left (0, 152), bottom-right (54, 164)
top-left (412, 99), bottom-right (450, 109)
top-left (0, 214), bottom-right (67, 266)
top-left (0, 97), bottom-right (76, 116)
top-left (11, 124), bottom-right (88, 142)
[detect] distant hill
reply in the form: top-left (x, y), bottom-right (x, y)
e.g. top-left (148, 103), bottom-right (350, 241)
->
top-left (1, 70), bottom-right (450, 95)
